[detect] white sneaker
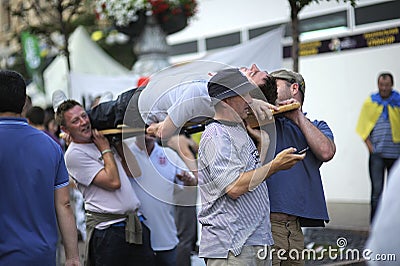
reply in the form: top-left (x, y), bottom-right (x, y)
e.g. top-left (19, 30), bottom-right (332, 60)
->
top-left (52, 90), bottom-right (68, 112)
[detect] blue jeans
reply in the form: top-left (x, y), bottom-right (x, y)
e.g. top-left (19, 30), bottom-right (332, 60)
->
top-left (90, 222), bottom-right (155, 266)
top-left (154, 247), bottom-right (177, 266)
top-left (369, 153), bottom-right (396, 222)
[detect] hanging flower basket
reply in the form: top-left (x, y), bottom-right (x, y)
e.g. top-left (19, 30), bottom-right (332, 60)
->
top-left (114, 10), bottom-right (147, 39)
top-left (157, 9), bottom-right (188, 35)
top-left (95, 0), bottom-right (197, 36)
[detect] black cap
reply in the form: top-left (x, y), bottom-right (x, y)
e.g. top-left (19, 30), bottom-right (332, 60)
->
top-left (208, 68), bottom-right (257, 105)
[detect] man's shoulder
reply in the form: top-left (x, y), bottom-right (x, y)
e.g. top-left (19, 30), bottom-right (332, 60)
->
top-left (23, 127), bottom-right (63, 151)
top-left (65, 142), bottom-right (97, 159)
top-left (312, 119), bottom-right (334, 138)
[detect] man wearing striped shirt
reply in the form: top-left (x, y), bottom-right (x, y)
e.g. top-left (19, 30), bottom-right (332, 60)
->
top-left (197, 68), bottom-right (304, 265)
top-left (356, 72), bottom-right (400, 221)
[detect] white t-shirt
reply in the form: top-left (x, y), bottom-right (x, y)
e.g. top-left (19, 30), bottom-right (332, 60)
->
top-left (65, 142), bottom-right (141, 225)
top-left (138, 79), bottom-right (214, 127)
top-left (127, 140), bottom-right (188, 251)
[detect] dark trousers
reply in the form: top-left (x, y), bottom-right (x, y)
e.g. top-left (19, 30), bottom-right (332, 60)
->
top-left (154, 247), bottom-right (177, 266)
top-left (90, 222), bottom-right (155, 266)
top-left (369, 153), bottom-right (397, 222)
top-left (175, 205), bottom-right (198, 266)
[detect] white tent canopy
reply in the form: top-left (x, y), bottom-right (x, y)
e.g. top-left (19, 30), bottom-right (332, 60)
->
top-left (31, 25), bottom-right (283, 108)
top-left (31, 26), bottom-right (138, 107)
top-left (141, 26), bottom-right (284, 106)
top-left (155, 26), bottom-right (284, 78)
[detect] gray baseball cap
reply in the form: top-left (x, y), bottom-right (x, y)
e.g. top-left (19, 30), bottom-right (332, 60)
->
top-left (270, 69), bottom-right (305, 95)
top-left (208, 68), bottom-right (257, 105)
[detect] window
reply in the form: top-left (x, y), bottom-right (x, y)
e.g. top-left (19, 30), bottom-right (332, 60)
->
top-left (355, 1), bottom-right (400, 26)
top-left (169, 41), bottom-right (197, 56)
top-left (206, 32), bottom-right (240, 51)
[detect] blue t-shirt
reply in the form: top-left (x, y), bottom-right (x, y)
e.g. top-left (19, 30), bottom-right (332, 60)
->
top-left (266, 116), bottom-right (334, 225)
top-left (0, 117), bottom-right (69, 265)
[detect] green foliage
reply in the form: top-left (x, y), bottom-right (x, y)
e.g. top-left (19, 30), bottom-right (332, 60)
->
top-left (288, 0), bottom-right (357, 71)
top-left (8, 0), bottom-right (98, 74)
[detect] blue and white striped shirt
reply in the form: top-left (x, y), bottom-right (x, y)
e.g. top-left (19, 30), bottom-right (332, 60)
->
top-left (370, 114), bottom-right (400, 159)
top-left (198, 120), bottom-right (273, 258)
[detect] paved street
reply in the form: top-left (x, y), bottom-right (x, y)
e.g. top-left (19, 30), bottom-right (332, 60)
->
top-left (58, 202), bottom-right (370, 265)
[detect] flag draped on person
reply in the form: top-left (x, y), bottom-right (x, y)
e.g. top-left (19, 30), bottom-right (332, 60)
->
top-left (356, 90), bottom-right (400, 142)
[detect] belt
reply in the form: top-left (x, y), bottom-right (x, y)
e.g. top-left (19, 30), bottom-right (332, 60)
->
top-left (111, 221), bottom-right (126, 227)
top-left (111, 215), bottom-right (146, 227)
top-left (270, 212), bottom-right (298, 222)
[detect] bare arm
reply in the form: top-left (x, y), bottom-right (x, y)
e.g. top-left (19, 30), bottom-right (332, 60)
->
top-left (113, 141), bottom-right (142, 178)
top-left (251, 98), bottom-right (278, 121)
top-left (55, 186), bottom-right (81, 266)
top-left (226, 147), bottom-right (305, 199)
top-left (282, 101), bottom-right (336, 162)
top-left (91, 129), bottom-right (121, 190)
top-left (147, 116), bottom-right (178, 140)
top-left (167, 135), bottom-right (198, 171)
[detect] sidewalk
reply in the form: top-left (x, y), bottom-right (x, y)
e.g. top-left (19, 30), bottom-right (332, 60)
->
top-left (193, 202), bottom-right (371, 266)
top-left (326, 201), bottom-right (370, 231)
top-left (58, 202), bottom-right (371, 265)
top-left (304, 201), bottom-right (370, 265)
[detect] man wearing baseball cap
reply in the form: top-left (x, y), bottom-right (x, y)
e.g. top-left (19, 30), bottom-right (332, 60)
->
top-left (267, 69), bottom-right (336, 265)
top-left (197, 68), bottom-right (304, 265)
top-left (270, 69), bottom-right (306, 101)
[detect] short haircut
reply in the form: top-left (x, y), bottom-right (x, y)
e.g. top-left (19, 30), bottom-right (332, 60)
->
top-left (378, 72), bottom-right (394, 85)
top-left (0, 70), bottom-right (26, 114)
top-left (26, 106), bottom-right (45, 125)
top-left (258, 75), bottom-right (278, 104)
top-left (55, 99), bottom-right (82, 127)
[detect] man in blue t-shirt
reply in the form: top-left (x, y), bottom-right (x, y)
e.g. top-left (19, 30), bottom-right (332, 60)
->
top-left (0, 70), bottom-right (80, 265)
top-left (266, 70), bottom-right (336, 266)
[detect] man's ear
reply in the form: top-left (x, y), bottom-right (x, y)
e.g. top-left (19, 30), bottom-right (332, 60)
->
top-left (291, 83), bottom-right (300, 97)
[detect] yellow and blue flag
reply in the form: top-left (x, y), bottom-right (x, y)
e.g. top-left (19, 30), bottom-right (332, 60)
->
top-left (356, 91), bottom-right (400, 143)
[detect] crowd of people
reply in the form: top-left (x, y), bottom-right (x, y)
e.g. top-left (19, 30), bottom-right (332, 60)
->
top-left (1, 65), bottom-right (398, 266)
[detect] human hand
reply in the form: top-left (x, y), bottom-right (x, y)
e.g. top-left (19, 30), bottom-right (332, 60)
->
top-left (251, 98), bottom-right (277, 121)
top-left (277, 98), bottom-right (297, 106)
top-left (176, 171), bottom-right (197, 186)
top-left (65, 257), bottom-right (81, 266)
top-left (273, 147), bottom-right (305, 172)
top-left (146, 122), bottom-right (162, 138)
top-left (60, 132), bottom-right (72, 146)
top-left (277, 98), bottom-right (303, 123)
top-left (92, 129), bottom-right (111, 152)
